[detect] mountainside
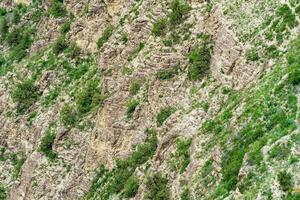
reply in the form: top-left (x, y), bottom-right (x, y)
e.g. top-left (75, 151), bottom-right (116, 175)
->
top-left (0, 0), bottom-right (300, 199)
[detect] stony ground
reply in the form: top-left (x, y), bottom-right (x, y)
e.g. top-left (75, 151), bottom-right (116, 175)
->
top-left (0, 0), bottom-right (300, 200)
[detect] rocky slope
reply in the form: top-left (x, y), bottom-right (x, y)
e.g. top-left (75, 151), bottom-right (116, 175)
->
top-left (0, 0), bottom-right (300, 199)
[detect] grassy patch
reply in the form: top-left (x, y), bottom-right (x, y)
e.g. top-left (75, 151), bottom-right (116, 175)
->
top-left (169, 0), bottom-right (191, 26)
top-left (278, 170), bottom-right (293, 192)
top-left (145, 173), bottom-right (170, 200)
top-left (49, 0), bottom-right (68, 17)
top-left (39, 128), bottom-right (57, 160)
top-left (84, 129), bottom-right (157, 199)
top-left (11, 79), bottom-right (40, 114)
top-left (126, 99), bottom-right (139, 118)
top-left (97, 25), bottom-right (114, 49)
top-left (156, 106), bottom-right (176, 127)
top-left (187, 34), bottom-right (212, 80)
top-left (152, 18), bottom-right (168, 37)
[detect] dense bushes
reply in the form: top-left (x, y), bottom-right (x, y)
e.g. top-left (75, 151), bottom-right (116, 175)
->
top-left (169, 0), bottom-right (191, 25)
top-left (39, 129), bottom-right (57, 160)
top-left (156, 65), bottom-right (180, 80)
top-left (152, 18), bottom-right (168, 36)
top-left (52, 36), bottom-right (68, 55)
top-left (49, 0), bottom-right (67, 17)
top-left (11, 80), bottom-right (40, 114)
top-left (152, 0), bottom-right (190, 37)
top-left (187, 34), bottom-right (212, 80)
top-left (145, 173), bottom-right (170, 200)
top-left (156, 107), bottom-right (176, 127)
top-left (287, 35), bottom-right (300, 85)
top-left (169, 138), bottom-right (192, 173)
top-left (278, 170), bottom-right (293, 192)
top-left (85, 129), bottom-right (157, 199)
top-left (126, 99), bottom-right (139, 118)
top-left (60, 104), bottom-right (77, 127)
top-left (97, 25), bottom-right (114, 49)
top-left (76, 79), bottom-right (106, 115)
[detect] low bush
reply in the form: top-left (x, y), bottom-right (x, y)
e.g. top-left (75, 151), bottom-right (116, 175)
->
top-left (187, 35), bottom-right (212, 80)
top-left (43, 88), bottom-right (60, 108)
top-left (52, 36), bottom-right (68, 55)
top-left (126, 99), bottom-right (139, 118)
top-left (60, 20), bottom-right (71, 35)
top-left (145, 173), bottom-right (170, 200)
top-left (156, 65), bottom-right (180, 80)
top-left (49, 0), bottom-right (67, 17)
top-left (39, 129), bottom-right (57, 160)
top-left (97, 25), bottom-right (114, 49)
top-left (60, 104), bottom-right (77, 127)
top-left (0, 183), bottom-right (6, 200)
top-left (11, 79), bottom-right (40, 114)
top-left (278, 170), bottom-right (293, 192)
top-left (120, 32), bottom-right (128, 44)
top-left (156, 107), bottom-right (176, 127)
top-left (76, 79), bottom-right (106, 115)
top-left (169, 0), bottom-right (191, 26)
top-left (123, 176), bottom-right (139, 198)
top-left (129, 81), bottom-right (141, 95)
top-left (172, 138), bottom-right (192, 173)
top-left (152, 18), bottom-right (168, 37)
top-left (245, 49), bottom-right (259, 62)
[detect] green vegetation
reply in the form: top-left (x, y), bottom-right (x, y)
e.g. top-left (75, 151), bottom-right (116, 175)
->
top-left (169, 138), bottom-right (192, 173)
top-left (123, 176), bottom-right (139, 198)
top-left (129, 81), bottom-right (141, 95)
top-left (76, 79), bottom-right (105, 115)
top-left (49, 0), bottom-right (68, 17)
top-left (181, 188), bottom-right (190, 200)
top-left (128, 42), bottom-right (145, 61)
top-left (60, 104), bottom-right (77, 127)
top-left (84, 129), bottom-right (157, 199)
top-left (157, 65), bottom-right (180, 80)
top-left (278, 170), bottom-right (293, 192)
top-left (152, 18), bottom-right (168, 37)
top-left (0, 183), bottom-right (7, 200)
top-left (246, 49), bottom-right (260, 62)
top-left (97, 25), bottom-right (114, 49)
top-left (126, 99), bottom-right (139, 118)
top-left (145, 173), bottom-right (170, 200)
top-left (287, 34), bottom-right (300, 85)
top-left (60, 20), bottom-right (71, 35)
top-left (187, 34), bottom-right (212, 80)
top-left (156, 107), bottom-right (176, 127)
top-left (39, 128), bottom-right (57, 160)
top-left (52, 36), bottom-right (68, 55)
top-left (120, 32), bottom-right (129, 44)
top-left (169, 0), bottom-right (191, 26)
top-left (11, 79), bottom-right (40, 114)
top-left (43, 88), bottom-right (60, 108)
top-left (10, 153), bottom-right (26, 179)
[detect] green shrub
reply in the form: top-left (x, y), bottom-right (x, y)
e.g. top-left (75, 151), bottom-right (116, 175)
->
top-left (60, 104), bottom-right (77, 127)
top-left (60, 20), bottom-right (71, 35)
top-left (156, 106), bottom-right (176, 127)
top-left (157, 65), bottom-right (180, 80)
top-left (129, 81), bottom-right (141, 95)
top-left (278, 170), bottom-right (293, 192)
top-left (145, 173), bottom-right (170, 200)
top-left (181, 188), bottom-right (190, 200)
top-left (152, 18), bottom-right (168, 37)
top-left (120, 32), bottom-right (128, 44)
top-left (76, 80), bottom-right (106, 115)
top-left (187, 39), bottom-right (212, 80)
top-left (97, 25), bottom-right (114, 49)
top-left (0, 17), bottom-right (8, 39)
top-left (49, 0), bottom-right (67, 17)
top-left (11, 79), bottom-right (40, 114)
top-left (0, 183), bottom-right (7, 200)
top-left (246, 49), bottom-right (259, 62)
top-left (123, 176), bottom-right (139, 198)
top-left (43, 88), bottom-right (60, 108)
top-left (64, 42), bottom-right (80, 59)
top-left (171, 138), bottom-right (192, 173)
top-left (53, 36), bottom-right (68, 55)
top-left (39, 129), bottom-right (57, 160)
top-left (287, 35), bottom-right (300, 85)
top-left (84, 129), bottom-right (157, 199)
top-left (169, 0), bottom-right (191, 26)
top-left (126, 99), bottom-right (139, 118)
top-left (11, 154), bottom-right (25, 179)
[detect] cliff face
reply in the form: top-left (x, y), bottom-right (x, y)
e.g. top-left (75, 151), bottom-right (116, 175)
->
top-left (1, 0), bottom-right (300, 199)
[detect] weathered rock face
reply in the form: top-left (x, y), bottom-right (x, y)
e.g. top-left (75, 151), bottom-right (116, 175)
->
top-left (1, 0), bottom-right (300, 199)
